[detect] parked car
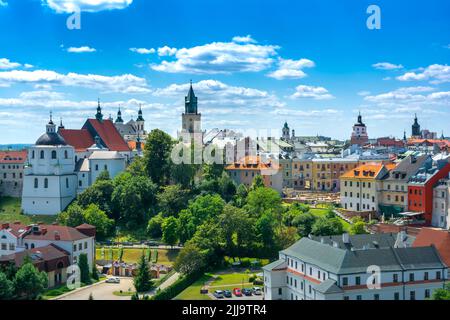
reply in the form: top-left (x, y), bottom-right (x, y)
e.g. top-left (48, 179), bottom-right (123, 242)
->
top-left (233, 288), bottom-right (242, 297)
top-left (223, 290), bottom-right (232, 298)
top-left (105, 277), bottom-right (121, 284)
top-left (253, 287), bottom-right (262, 295)
top-left (242, 288), bottom-right (253, 296)
top-left (213, 290), bottom-right (224, 299)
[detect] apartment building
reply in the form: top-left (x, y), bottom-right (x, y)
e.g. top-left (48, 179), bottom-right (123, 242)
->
top-left (0, 150), bottom-right (27, 197)
top-left (263, 233), bottom-right (447, 300)
top-left (311, 158), bottom-right (359, 192)
top-left (432, 179), bottom-right (450, 229)
top-left (378, 155), bottom-right (430, 216)
top-left (340, 163), bottom-right (396, 212)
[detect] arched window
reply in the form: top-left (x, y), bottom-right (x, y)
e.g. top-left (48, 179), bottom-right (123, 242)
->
top-left (31, 150), bottom-right (35, 159)
top-left (95, 164), bottom-right (99, 171)
top-left (44, 178), bottom-right (48, 189)
top-left (51, 150), bottom-right (57, 159)
top-left (31, 243), bottom-right (35, 249)
top-left (34, 178), bottom-right (38, 189)
top-left (64, 150), bottom-right (68, 159)
top-left (40, 150), bottom-right (45, 159)
top-left (25, 243), bottom-right (29, 249)
top-left (104, 165), bottom-right (108, 171)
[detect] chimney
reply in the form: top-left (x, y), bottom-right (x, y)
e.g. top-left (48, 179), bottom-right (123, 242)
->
top-left (342, 233), bottom-right (350, 244)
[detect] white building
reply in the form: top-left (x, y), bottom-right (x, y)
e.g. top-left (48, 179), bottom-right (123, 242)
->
top-left (263, 233), bottom-right (447, 300)
top-left (21, 116), bottom-right (78, 215)
top-left (432, 178), bottom-right (450, 229)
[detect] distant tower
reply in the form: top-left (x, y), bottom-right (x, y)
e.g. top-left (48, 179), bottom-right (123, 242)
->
top-left (440, 131), bottom-right (445, 140)
top-left (403, 130), bottom-right (407, 143)
top-left (181, 81), bottom-right (202, 139)
top-left (282, 122), bottom-right (290, 141)
top-left (96, 98), bottom-right (103, 121)
top-left (291, 129), bottom-right (296, 140)
top-left (411, 114), bottom-right (421, 138)
top-left (58, 118), bottom-right (65, 131)
top-left (115, 107), bottom-right (124, 123)
top-left (136, 104), bottom-right (145, 136)
top-left (350, 112), bottom-right (368, 146)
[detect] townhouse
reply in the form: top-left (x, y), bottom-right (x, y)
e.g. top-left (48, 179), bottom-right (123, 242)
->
top-left (263, 233), bottom-right (447, 300)
top-left (0, 150), bottom-right (27, 197)
top-left (432, 179), bottom-right (450, 229)
top-left (340, 163), bottom-right (396, 212)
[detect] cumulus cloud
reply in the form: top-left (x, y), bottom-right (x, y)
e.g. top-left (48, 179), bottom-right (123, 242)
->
top-left (0, 58), bottom-right (21, 70)
top-left (130, 47), bottom-right (155, 55)
top-left (372, 62), bottom-right (404, 70)
top-left (157, 46), bottom-right (178, 57)
top-left (154, 79), bottom-right (284, 108)
top-left (232, 35), bottom-right (257, 44)
top-left (364, 86), bottom-right (449, 105)
top-left (267, 58), bottom-right (315, 80)
top-left (0, 69), bottom-right (150, 93)
top-left (67, 46), bottom-right (96, 53)
top-left (290, 85), bottom-right (334, 100)
top-left (151, 38), bottom-right (279, 74)
top-left (43, 0), bottom-right (133, 13)
top-left (396, 64), bottom-right (450, 84)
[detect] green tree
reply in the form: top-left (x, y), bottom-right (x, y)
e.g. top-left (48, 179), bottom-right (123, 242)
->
top-left (126, 156), bottom-right (146, 176)
top-left (57, 202), bottom-right (84, 227)
top-left (97, 170), bottom-right (110, 181)
top-left (91, 264), bottom-right (99, 281)
top-left (311, 217), bottom-right (344, 236)
top-left (174, 243), bottom-right (206, 275)
top-left (144, 129), bottom-right (174, 185)
top-left (0, 272), bottom-right (14, 300)
top-left (162, 216), bottom-right (179, 247)
top-left (177, 210), bottom-right (196, 244)
top-left (188, 194), bottom-right (225, 225)
top-left (147, 213), bottom-right (165, 238)
top-left (245, 187), bottom-right (283, 220)
top-left (187, 220), bottom-right (223, 267)
top-left (233, 184), bottom-right (248, 208)
top-left (250, 175), bottom-right (265, 191)
top-left (14, 262), bottom-right (47, 300)
top-left (349, 217), bottom-right (367, 235)
top-left (77, 179), bottom-right (115, 215)
top-left (134, 254), bottom-right (151, 293)
top-left (256, 212), bottom-right (277, 248)
top-left (157, 184), bottom-right (190, 217)
top-left (218, 172), bottom-right (237, 202)
top-left (292, 212), bottom-right (317, 237)
top-left (432, 283), bottom-right (450, 300)
top-left (78, 253), bottom-right (91, 285)
top-left (82, 204), bottom-right (114, 239)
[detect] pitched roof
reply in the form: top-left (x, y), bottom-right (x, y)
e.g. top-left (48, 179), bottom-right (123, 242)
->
top-left (88, 150), bottom-right (124, 160)
top-left (83, 119), bottom-right (130, 152)
top-left (340, 163), bottom-right (392, 180)
top-left (315, 279), bottom-right (343, 294)
top-left (225, 156), bottom-right (280, 171)
top-left (59, 128), bottom-right (94, 152)
top-left (0, 223), bottom-right (92, 241)
top-left (413, 228), bottom-right (450, 267)
top-left (262, 259), bottom-right (287, 272)
top-left (0, 150), bottom-right (27, 164)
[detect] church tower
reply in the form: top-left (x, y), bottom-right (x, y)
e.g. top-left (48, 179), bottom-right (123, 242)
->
top-left (181, 81), bottom-right (202, 141)
top-left (96, 98), bottom-right (103, 122)
top-left (115, 107), bottom-right (124, 123)
top-left (411, 114), bottom-right (421, 138)
top-left (22, 113), bottom-right (77, 215)
top-left (136, 104), bottom-right (145, 136)
top-left (350, 112), bottom-right (369, 146)
top-left (282, 122), bottom-right (290, 141)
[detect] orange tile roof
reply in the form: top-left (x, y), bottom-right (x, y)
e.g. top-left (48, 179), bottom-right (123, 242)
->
top-left (341, 163), bottom-right (395, 179)
top-left (225, 156), bottom-right (280, 171)
top-left (413, 228), bottom-right (450, 267)
top-left (0, 150), bottom-right (27, 164)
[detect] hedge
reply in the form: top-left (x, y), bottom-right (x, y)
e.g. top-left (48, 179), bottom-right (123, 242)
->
top-left (151, 270), bottom-right (204, 300)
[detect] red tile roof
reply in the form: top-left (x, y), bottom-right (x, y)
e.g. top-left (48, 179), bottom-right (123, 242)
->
top-left (0, 150), bottom-right (27, 164)
top-left (83, 119), bottom-right (130, 152)
top-left (413, 228), bottom-right (450, 267)
top-left (0, 223), bottom-right (92, 241)
top-left (59, 128), bottom-right (94, 152)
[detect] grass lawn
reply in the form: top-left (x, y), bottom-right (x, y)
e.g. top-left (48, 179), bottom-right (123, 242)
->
top-left (95, 247), bottom-right (179, 266)
top-left (113, 290), bottom-right (136, 296)
top-left (174, 274), bottom-right (213, 300)
top-left (209, 272), bottom-right (254, 287)
top-left (309, 207), bottom-right (351, 232)
top-left (0, 197), bottom-right (57, 225)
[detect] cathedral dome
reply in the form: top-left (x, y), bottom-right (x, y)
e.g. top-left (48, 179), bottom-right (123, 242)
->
top-left (35, 132), bottom-right (67, 146)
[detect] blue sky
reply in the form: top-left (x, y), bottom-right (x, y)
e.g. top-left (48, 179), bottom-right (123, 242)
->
top-left (0, 0), bottom-right (449, 143)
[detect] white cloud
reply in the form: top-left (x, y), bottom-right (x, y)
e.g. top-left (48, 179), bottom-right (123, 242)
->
top-left (0, 1), bottom-right (7, 7)
top-left (130, 47), bottom-right (155, 55)
top-left (157, 46), bottom-right (178, 57)
top-left (151, 38), bottom-right (279, 74)
top-left (232, 35), bottom-right (257, 44)
top-left (396, 64), bottom-right (450, 84)
top-left (43, 0), bottom-right (133, 13)
top-left (372, 62), bottom-right (404, 70)
top-left (267, 58), bottom-right (315, 80)
top-left (290, 85), bottom-right (334, 100)
top-left (19, 90), bottom-right (65, 100)
top-left (0, 58), bottom-right (21, 70)
top-left (271, 108), bottom-right (340, 117)
top-left (67, 46), bottom-right (96, 53)
top-left (154, 79), bottom-right (284, 109)
top-left (0, 69), bottom-right (150, 93)
top-left (357, 91), bottom-right (371, 96)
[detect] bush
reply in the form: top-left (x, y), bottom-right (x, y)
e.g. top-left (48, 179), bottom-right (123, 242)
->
top-left (152, 271), bottom-right (203, 300)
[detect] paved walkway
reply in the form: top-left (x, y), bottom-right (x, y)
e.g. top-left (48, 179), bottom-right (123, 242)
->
top-left (55, 277), bottom-right (134, 300)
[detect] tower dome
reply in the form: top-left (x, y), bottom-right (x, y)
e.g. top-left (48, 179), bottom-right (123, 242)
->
top-left (35, 113), bottom-right (67, 146)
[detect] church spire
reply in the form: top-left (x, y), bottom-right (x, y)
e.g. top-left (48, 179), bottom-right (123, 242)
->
top-left (137, 104), bottom-right (144, 121)
top-left (96, 98), bottom-right (103, 121)
top-left (185, 80), bottom-right (198, 114)
top-left (58, 117), bottom-right (65, 130)
top-left (46, 111), bottom-right (56, 134)
top-left (115, 106), bottom-right (123, 123)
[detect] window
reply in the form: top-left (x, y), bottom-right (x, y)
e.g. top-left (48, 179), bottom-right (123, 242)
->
top-left (40, 150), bottom-right (45, 159)
top-left (9, 243), bottom-right (15, 251)
top-left (64, 150), bottom-right (68, 159)
top-left (34, 178), bottom-right (38, 189)
top-left (356, 295), bottom-right (362, 300)
top-left (44, 178), bottom-right (48, 189)
top-left (32, 150), bottom-right (35, 159)
top-left (343, 296), bottom-right (349, 300)
top-left (425, 289), bottom-right (430, 299)
top-left (66, 178), bottom-right (69, 188)
top-left (31, 243), bottom-right (35, 249)
top-left (410, 291), bottom-right (415, 300)
top-left (374, 294), bottom-right (379, 300)
top-left (95, 164), bottom-right (99, 171)
top-left (342, 277), bottom-right (348, 286)
top-left (294, 279), bottom-right (297, 288)
top-left (1, 243), bottom-right (6, 250)
top-left (436, 271), bottom-right (441, 280)
top-left (278, 288), bottom-right (282, 295)
top-left (79, 243), bottom-right (82, 250)
top-left (318, 270), bottom-right (321, 279)
top-left (394, 292), bottom-right (400, 300)
top-left (309, 267), bottom-right (312, 275)
top-left (424, 272), bottom-right (428, 281)
top-left (51, 150), bottom-right (57, 159)
top-left (409, 273), bottom-right (414, 282)
top-left (286, 276), bottom-right (289, 284)
top-left (355, 276), bottom-right (361, 285)
top-left (308, 285), bottom-right (311, 294)
top-left (393, 274), bottom-right (398, 283)
top-left (73, 244), bottom-right (77, 252)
